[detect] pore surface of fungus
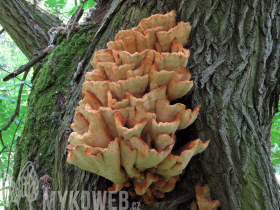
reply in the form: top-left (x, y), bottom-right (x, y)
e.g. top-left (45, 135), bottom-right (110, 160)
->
top-left (67, 10), bottom-right (210, 202)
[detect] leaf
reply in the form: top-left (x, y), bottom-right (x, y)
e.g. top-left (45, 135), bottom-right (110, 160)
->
top-left (20, 106), bottom-right (27, 115)
top-left (83, 0), bottom-right (96, 11)
top-left (14, 118), bottom-right (20, 124)
top-left (0, 96), bottom-right (16, 102)
top-left (0, 165), bottom-right (6, 170)
top-left (67, 5), bottom-right (79, 16)
top-left (0, 81), bottom-right (7, 86)
top-left (21, 89), bottom-right (30, 95)
top-left (271, 128), bottom-right (280, 141)
top-left (68, 0), bottom-right (96, 17)
top-left (271, 139), bottom-right (280, 145)
top-left (272, 158), bottom-right (280, 165)
top-left (273, 114), bottom-right (280, 123)
top-left (12, 81), bottom-right (25, 85)
top-left (45, 0), bottom-right (67, 9)
top-left (271, 153), bottom-right (279, 159)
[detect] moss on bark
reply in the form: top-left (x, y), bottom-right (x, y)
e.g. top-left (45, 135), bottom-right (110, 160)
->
top-left (14, 30), bottom-right (90, 180)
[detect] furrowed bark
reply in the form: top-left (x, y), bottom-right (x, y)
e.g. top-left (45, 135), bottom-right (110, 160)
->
top-left (20, 0), bottom-right (62, 35)
top-left (7, 0), bottom-right (280, 209)
top-left (0, 0), bottom-right (61, 59)
top-left (181, 0), bottom-right (280, 209)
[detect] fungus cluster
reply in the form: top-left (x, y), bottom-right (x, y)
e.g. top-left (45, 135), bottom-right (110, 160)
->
top-left (67, 10), bottom-right (210, 203)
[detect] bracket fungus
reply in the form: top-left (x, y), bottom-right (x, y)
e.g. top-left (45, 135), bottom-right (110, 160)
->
top-left (191, 184), bottom-right (221, 210)
top-left (67, 11), bottom-right (210, 203)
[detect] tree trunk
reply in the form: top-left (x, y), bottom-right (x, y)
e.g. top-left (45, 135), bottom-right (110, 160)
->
top-left (0, 0), bottom-right (61, 59)
top-left (183, 0), bottom-right (280, 209)
top-left (5, 0), bottom-right (280, 209)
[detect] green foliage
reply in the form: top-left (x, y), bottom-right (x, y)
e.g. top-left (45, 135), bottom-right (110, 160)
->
top-left (67, 0), bottom-right (96, 16)
top-left (0, 31), bottom-right (32, 181)
top-left (39, 0), bottom-right (75, 22)
top-left (44, 0), bottom-right (67, 9)
top-left (83, 0), bottom-right (96, 11)
top-left (271, 100), bottom-right (280, 174)
top-left (0, 27), bottom-right (33, 208)
top-left (39, 0), bottom-right (96, 22)
top-left (67, 5), bottom-right (80, 16)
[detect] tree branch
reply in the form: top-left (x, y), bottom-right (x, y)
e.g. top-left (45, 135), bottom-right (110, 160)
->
top-left (0, 28), bottom-right (5, 35)
top-left (5, 120), bottom-right (22, 179)
top-left (272, 151), bottom-right (280, 159)
top-left (0, 67), bottom-right (31, 88)
top-left (0, 122), bottom-right (22, 206)
top-left (1, 69), bottom-right (29, 131)
top-left (0, 69), bottom-right (28, 159)
top-left (53, 2), bottom-right (59, 17)
top-left (67, 0), bottom-right (88, 42)
top-left (2, 52), bottom-right (47, 82)
top-left (0, 133), bottom-right (7, 155)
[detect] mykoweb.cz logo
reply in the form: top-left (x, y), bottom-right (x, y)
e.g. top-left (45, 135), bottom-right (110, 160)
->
top-left (3, 161), bottom-right (141, 210)
top-left (42, 191), bottom-right (141, 210)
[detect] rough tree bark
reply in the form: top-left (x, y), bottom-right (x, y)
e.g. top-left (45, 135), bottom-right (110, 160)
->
top-left (0, 0), bottom-right (61, 59)
top-left (1, 0), bottom-right (279, 209)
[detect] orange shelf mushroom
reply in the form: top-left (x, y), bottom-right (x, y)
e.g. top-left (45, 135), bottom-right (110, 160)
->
top-left (193, 184), bottom-right (221, 210)
top-left (67, 10), bottom-right (210, 202)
